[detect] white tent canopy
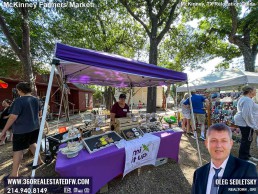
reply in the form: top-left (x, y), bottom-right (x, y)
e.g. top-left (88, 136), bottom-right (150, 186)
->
top-left (177, 69), bottom-right (258, 92)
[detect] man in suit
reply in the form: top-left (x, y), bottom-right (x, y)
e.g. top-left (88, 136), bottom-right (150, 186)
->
top-left (192, 123), bottom-right (257, 194)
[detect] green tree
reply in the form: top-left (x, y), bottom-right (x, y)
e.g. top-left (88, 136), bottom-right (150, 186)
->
top-left (185, 0), bottom-right (258, 72)
top-left (159, 23), bottom-right (241, 71)
top-left (51, 1), bottom-right (145, 110)
top-left (119, 0), bottom-right (182, 113)
top-left (0, 5), bottom-right (36, 93)
top-left (0, 3), bottom-right (55, 94)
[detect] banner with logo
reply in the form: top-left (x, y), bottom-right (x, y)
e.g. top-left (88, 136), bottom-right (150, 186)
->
top-left (117, 133), bottom-right (161, 177)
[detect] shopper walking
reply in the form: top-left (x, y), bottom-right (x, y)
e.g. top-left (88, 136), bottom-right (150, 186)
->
top-left (234, 86), bottom-right (258, 165)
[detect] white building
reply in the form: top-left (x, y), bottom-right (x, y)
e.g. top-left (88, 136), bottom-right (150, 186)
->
top-left (115, 86), bottom-right (164, 108)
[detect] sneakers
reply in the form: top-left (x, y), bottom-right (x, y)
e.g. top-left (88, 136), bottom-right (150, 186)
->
top-left (249, 157), bottom-right (258, 162)
top-left (247, 160), bottom-right (257, 166)
top-left (199, 135), bottom-right (206, 141)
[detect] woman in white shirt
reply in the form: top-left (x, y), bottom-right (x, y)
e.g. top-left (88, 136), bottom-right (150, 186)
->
top-left (180, 93), bottom-right (192, 134)
top-left (234, 86), bottom-right (258, 163)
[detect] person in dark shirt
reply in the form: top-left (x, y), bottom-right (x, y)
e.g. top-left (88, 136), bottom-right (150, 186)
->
top-left (0, 82), bottom-right (44, 178)
top-left (0, 99), bottom-right (12, 145)
top-left (110, 94), bottom-right (129, 130)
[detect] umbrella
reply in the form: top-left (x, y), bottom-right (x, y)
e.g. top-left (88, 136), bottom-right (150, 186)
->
top-left (0, 79), bottom-right (8, 88)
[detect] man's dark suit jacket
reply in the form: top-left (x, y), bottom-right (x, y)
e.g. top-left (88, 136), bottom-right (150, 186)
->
top-left (191, 155), bottom-right (257, 194)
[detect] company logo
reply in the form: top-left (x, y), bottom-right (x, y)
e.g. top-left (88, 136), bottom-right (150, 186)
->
top-left (142, 144), bottom-right (149, 152)
top-left (131, 144), bottom-right (151, 163)
top-left (64, 187), bottom-right (72, 193)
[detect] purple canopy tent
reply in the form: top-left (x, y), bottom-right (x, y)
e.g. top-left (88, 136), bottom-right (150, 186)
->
top-left (54, 43), bottom-right (187, 87)
top-left (31, 43), bottom-right (202, 182)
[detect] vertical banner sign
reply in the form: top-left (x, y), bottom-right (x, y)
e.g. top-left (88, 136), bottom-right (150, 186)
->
top-left (118, 134), bottom-right (161, 177)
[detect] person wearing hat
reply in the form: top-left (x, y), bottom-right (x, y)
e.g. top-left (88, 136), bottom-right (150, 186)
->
top-left (110, 94), bottom-right (130, 130)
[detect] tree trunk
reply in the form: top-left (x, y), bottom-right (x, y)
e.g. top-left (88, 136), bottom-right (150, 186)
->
top-left (104, 86), bottom-right (113, 110)
top-left (228, 2), bottom-right (257, 72)
top-left (162, 85), bottom-right (171, 110)
top-left (165, 85), bottom-right (171, 98)
top-left (242, 48), bottom-right (255, 72)
top-left (21, 57), bottom-right (37, 95)
top-left (119, 1), bottom-right (180, 113)
top-left (147, 38), bottom-right (158, 113)
top-left (162, 87), bottom-right (166, 110)
top-left (229, 41), bottom-right (256, 72)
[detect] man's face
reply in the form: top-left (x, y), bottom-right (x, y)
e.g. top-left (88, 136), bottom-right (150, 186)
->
top-left (205, 130), bottom-right (233, 164)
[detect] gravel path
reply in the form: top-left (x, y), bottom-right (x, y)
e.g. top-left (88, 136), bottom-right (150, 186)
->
top-left (0, 116), bottom-right (257, 194)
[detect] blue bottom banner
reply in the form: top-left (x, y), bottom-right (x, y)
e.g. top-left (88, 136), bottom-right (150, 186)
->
top-left (4, 177), bottom-right (92, 194)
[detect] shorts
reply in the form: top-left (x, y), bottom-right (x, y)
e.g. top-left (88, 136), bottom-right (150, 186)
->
top-left (194, 113), bottom-right (206, 124)
top-left (13, 129), bottom-right (39, 151)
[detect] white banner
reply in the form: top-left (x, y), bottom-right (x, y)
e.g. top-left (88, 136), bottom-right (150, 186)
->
top-left (117, 133), bottom-right (161, 177)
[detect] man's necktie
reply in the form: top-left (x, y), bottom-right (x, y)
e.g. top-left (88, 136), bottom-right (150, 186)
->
top-left (210, 167), bottom-right (222, 194)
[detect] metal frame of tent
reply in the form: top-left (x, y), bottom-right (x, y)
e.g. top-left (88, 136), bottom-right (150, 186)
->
top-left (30, 43), bottom-right (203, 181)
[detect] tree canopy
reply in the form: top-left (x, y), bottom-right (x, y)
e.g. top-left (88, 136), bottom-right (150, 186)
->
top-left (0, 0), bottom-right (257, 102)
top-left (182, 0), bottom-right (258, 71)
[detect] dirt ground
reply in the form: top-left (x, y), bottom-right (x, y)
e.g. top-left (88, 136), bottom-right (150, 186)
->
top-left (0, 115), bottom-right (257, 194)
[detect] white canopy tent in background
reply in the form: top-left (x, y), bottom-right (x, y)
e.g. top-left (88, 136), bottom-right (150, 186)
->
top-left (176, 68), bottom-right (258, 93)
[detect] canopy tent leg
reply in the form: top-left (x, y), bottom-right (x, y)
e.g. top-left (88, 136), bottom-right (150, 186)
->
top-left (165, 85), bottom-right (169, 115)
top-left (175, 91), bottom-right (177, 110)
top-left (175, 89), bottom-right (178, 114)
top-left (30, 64), bottom-right (56, 180)
top-left (130, 86), bottom-right (133, 112)
top-left (187, 81), bottom-right (202, 167)
top-left (165, 96), bottom-right (168, 115)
